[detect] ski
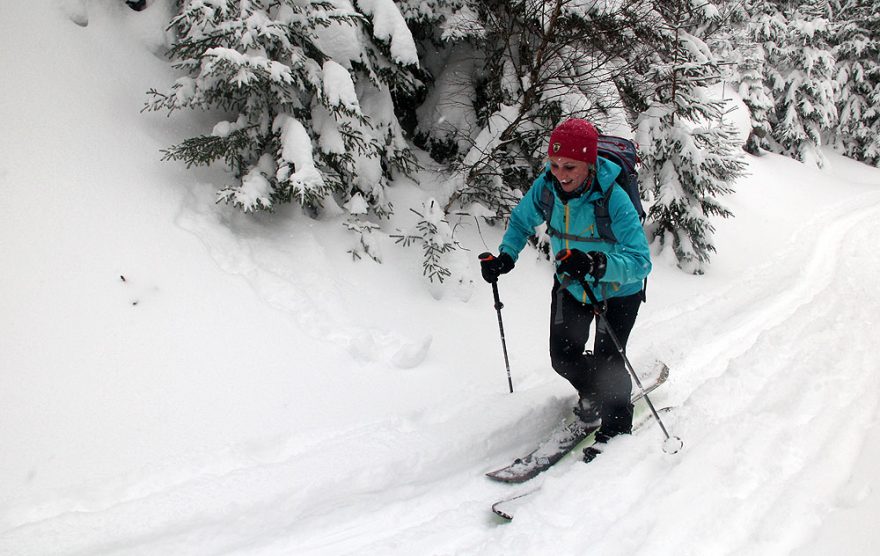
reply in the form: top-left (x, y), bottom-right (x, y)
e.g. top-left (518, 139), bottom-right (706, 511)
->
top-left (491, 406), bottom-right (674, 520)
top-left (485, 361), bottom-right (669, 484)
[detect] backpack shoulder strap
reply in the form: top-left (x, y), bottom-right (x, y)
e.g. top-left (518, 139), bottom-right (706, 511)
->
top-left (538, 175), bottom-right (554, 222)
top-left (590, 180), bottom-right (617, 243)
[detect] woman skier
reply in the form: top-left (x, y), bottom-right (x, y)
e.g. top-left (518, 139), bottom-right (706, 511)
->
top-left (479, 118), bottom-right (652, 456)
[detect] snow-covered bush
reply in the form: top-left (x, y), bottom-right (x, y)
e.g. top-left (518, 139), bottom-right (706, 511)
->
top-left (146, 0), bottom-right (418, 217)
top-left (391, 198), bottom-right (461, 283)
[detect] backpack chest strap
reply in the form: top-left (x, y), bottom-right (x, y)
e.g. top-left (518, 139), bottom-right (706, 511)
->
top-left (546, 223), bottom-right (615, 244)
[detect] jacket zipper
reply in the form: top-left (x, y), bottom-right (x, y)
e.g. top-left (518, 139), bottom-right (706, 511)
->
top-left (563, 203), bottom-right (590, 303)
top-left (564, 203), bottom-right (570, 251)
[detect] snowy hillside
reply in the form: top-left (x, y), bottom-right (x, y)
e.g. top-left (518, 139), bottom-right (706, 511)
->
top-left (3, 2), bottom-right (880, 555)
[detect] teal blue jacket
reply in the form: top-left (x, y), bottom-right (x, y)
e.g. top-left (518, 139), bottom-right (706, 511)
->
top-left (499, 157), bottom-right (652, 303)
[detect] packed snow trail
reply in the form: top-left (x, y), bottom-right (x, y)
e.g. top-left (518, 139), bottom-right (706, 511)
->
top-left (3, 189), bottom-right (879, 555)
top-left (639, 191), bottom-right (880, 405)
top-left (551, 196), bottom-right (880, 556)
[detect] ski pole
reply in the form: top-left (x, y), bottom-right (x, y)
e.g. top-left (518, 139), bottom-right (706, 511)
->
top-left (479, 253), bottom-right (514, 394)
top-left (571, 273), bottom-right (683, 454)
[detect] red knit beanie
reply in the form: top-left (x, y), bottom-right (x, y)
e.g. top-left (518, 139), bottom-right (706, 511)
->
top-left (548, 119), bottom-right (598, 164)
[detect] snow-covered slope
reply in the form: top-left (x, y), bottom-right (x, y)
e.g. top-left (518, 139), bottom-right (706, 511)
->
top-left (3, 2), bottom-right (880, 555)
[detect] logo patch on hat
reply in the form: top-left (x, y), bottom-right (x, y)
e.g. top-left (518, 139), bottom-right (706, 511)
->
top-left (552, 142), bottom-right (561, 153)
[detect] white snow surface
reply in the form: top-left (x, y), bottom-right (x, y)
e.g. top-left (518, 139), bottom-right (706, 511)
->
top-left (3, 2), bottom-right (880, 555)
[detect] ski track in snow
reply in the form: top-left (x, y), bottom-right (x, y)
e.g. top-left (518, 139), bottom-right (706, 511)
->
top-left (568, 195), bottom-right (880, 556)
top-left (3, 192), bottom-right (880, 554)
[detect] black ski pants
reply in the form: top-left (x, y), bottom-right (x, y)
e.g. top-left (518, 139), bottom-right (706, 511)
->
top-left (549, 278), bottom-right (643, 436)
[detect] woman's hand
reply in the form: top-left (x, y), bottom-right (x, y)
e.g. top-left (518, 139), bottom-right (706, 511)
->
top-left (479, 252), bottom-right (515, 283)
top-left (555, 249), bottom-right (607, 280)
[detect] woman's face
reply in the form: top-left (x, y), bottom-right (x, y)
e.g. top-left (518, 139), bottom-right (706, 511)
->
top-left (549, 156), bottom-right (592, 193)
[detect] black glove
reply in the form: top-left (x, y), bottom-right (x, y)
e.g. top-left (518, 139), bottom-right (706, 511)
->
top-left (479, 252), bottom-right (515, 283)
top-left (555, 249), bottom-right (607, 281)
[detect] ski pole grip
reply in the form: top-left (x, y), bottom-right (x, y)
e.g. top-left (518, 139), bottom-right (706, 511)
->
top-left (478, 253), bottom-right (504, 307)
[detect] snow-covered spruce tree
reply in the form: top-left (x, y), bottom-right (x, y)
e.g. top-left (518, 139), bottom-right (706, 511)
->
top-left (831, 0), bottom-right (880, 165)
top-left (737, 43), bottom-right (774, 155)
top-left (761, 0), bottom-right (837, 168)
top-left (748, 2), bottom-right (790, 154)
top-left (720, 0), bottom-right (775, 155)
top-left (397, 0), bottom-right (483, 166)
top-left (145, 0), bottom-right (420, 261)
top-left (628, 1), bottom-right (746, 274)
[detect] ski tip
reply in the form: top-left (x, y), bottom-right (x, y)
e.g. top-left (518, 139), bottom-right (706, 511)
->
top-left (491, 490), bottom-right (537, 521)
top-left (485, 470), bottom-right (510, 482)
top-left (485, 471), bottom-right (529, 484)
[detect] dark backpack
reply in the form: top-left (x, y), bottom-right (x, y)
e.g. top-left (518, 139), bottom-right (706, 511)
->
top-left (538, 134), bottom-right (645, 243)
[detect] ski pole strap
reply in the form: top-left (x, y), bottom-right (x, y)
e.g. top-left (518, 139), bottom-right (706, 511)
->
top-left (592, 294), bottom-right (607, 317)
top-left (554, 277), bottom-right (568, 325)
top-left (579, 276), bottom-right (602, 307)
top-left (556, 275), bottom-right (606, 324)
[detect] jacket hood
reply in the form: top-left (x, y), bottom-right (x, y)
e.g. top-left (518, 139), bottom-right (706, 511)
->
top-left (593, 156), bottom-right (622, 196)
